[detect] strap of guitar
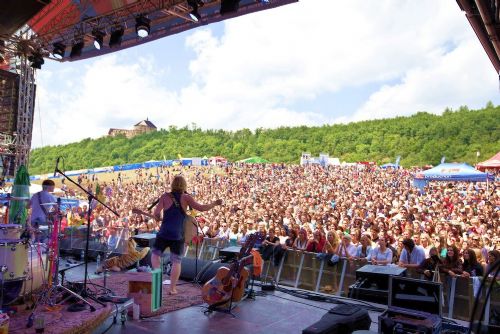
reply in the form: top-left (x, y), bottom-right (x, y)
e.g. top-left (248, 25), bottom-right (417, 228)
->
top-left (168, 192), bottom-right (186, 215)
top-left (168, 192), bottom-right (187, 240)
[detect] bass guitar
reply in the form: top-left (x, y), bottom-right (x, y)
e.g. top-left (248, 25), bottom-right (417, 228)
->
top-left (201, 233), bottom-right (257, 307)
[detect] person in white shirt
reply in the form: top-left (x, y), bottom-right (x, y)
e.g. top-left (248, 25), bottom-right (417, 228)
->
top-left (216, 221), bottom-right (230, 240)
top-left (371, 236), bottom-right (393, 265)
top-left (29, 179), bottom-right (56, 243)
top-left (399, 238), bottom-right (426, 268)
top-left (338, 234), bottom-right (357, 259)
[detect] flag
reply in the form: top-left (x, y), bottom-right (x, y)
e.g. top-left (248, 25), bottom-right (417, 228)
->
top-left (8, 165), bottom-right (30, 225)
top-left (441, 156), bottom-right (446, 164)
top-left (92, 183), bottom-right (105, 209)
top-left (395, 155), bottom-right (401, 168)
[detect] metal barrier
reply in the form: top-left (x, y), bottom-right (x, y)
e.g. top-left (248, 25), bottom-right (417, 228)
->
top-left (195, 239), bottom-right (500, 324)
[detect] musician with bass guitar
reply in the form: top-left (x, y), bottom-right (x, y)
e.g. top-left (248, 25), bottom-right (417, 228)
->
top-left (150, 175), bottom-right (222, 295)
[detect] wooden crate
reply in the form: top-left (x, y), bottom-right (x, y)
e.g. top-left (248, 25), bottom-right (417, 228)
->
top-left (127, 270), bottom-right (162, 315)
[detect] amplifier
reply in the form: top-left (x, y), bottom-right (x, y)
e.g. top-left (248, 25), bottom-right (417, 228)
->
top-left (219, 246), bottom-right (241, 262)
top-left (348, 285), bottom-right (388, 305)
top-left (133, 233), bottom-right (156, 248)
top-left (379, 307), bottom-right (441, 334)
top-left (349, 265), bottom-right (406, 304)
top-left (355, 265), bottom-right (406, 290)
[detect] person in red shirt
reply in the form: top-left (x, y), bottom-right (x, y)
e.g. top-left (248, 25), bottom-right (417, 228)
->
top-left (306, 229), bottom-right (326, 253)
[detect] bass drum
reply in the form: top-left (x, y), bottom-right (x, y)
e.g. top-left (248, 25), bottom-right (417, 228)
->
top-left (0, 239), bottom-right (28, 281)
top-left (1, 245), bottom-right (47, 305)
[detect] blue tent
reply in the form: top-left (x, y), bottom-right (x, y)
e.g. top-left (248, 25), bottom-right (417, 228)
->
top-left (413, 163), bottom-right (493, 190)
top-left (381, 163), bottom-right (398, 169)
top-left (414, 163), bottom-right (493, 182)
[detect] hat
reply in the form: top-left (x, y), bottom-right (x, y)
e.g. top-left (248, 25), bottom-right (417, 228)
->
top-left (377, 213), bottom-right (386, 219)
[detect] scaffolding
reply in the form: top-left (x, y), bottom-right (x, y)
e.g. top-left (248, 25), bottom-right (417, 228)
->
top-left (13, 56), bottom-right (36, 170)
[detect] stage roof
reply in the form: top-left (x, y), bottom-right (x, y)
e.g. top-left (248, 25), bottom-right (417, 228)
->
top-left (0, 0), bottom-right (297, 63)
top-left (457, 0), bottom-right (500, 72)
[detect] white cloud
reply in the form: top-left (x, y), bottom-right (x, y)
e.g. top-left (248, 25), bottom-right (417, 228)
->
top-left (32, 0), bottom-right (499, 148)
top-left (349, 38), bottom-right (498, 122)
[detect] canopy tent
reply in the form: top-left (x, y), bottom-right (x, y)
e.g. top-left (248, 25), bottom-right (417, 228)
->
top-left (209, 156), bottom-right (227, 165)
top-left (476, 151), bottom-right (500, 170)
top-left (238, 156), bottom-right (269, 163)
top-left (380, 163), bottom-right (398, 169)
top-left (413, 163), bottom-right (493, 191)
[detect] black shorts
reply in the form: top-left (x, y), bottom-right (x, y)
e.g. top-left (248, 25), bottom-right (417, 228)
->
top-left (153, 236), bottom-right (184, 256)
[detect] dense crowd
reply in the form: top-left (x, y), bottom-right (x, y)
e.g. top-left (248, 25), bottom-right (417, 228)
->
top-left (32, 164), bottom-right (500, 278)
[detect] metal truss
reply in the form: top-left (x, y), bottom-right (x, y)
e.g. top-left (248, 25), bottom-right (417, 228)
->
top-left (13, 56), bottom-right (36, 170)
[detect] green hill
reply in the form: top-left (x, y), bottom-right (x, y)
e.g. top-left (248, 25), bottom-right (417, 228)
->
top-left (28, 104), bottom-right (500, 174)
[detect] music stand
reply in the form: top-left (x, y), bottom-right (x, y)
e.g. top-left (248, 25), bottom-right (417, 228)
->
top-left (54, 166), bottom-right (119, 307)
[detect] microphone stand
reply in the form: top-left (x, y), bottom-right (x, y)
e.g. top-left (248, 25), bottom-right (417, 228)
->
top-left (54, 167), bottom-right (119, 307)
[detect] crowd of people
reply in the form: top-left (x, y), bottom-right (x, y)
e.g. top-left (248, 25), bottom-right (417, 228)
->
top-left (4, 163), bottom-right (499, 279)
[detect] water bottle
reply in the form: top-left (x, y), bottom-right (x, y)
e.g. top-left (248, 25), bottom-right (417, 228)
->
top-left (81, 249), bottom-right (85, 261)
top-left (96, 254), bottom-right (101, 269)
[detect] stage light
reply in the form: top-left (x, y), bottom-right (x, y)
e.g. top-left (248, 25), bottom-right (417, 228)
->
top-left (70, 40), bottom-right (84, 58)
top-left (29, 52), bottom-right (44, 69)
top-left (52, 42), bottom-right (65, 59)
top-left (92, 30), bottom-right (105, 50)
top-left (136, 16), bottom-right (151, 38)
top-left (220, 0), bottom-right (240, 15)
top-left (109, 27), bottom-right (124, 48)
top-left (187, 0), bottom-right (204, 22)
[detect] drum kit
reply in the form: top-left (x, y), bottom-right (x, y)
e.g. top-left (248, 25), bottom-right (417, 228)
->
top-left (0, 196), bottom-right (94, 315)
top-left (0, 196), bottom-right (32, 308)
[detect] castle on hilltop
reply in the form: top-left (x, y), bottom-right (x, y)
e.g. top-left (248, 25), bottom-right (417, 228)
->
top-left (108, 119), bottom-right (157, 138)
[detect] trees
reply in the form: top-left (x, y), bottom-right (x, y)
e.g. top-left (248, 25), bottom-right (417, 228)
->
top-left (28, 105), bottom-right (500, 174)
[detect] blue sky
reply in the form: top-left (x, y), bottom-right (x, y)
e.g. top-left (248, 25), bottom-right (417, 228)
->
top-left (33, 0), bottom-right (500, 147)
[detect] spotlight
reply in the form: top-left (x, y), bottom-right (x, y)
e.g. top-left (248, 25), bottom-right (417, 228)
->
top-left (220, 0), bottom-right (240, 15)
top-left (187, 0), bottom-right (203, 22)
top-left (29, 52), bottom-right (44, 69)
top-left (70, 40), bottom-right (84, 58)
top-left (92, 30), bottom-right (105, 50)
top-left (52, 42), bottom-right (65, 59)
top-left (136, 16), bottom-right (151, 38)
top-left (109, 27), bottom-right (124, 48)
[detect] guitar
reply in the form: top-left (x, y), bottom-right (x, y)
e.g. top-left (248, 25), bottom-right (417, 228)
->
top-left (201, 233), bottom-right (257, 306)
top-left (131, 208), bottom-right (199, 243)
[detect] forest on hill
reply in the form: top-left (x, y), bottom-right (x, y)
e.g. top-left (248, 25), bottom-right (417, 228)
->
top-left (28, 104), bottom-right (500, 174)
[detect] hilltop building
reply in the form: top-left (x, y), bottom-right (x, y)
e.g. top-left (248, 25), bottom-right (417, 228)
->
top-left (108, 119), bottom-right (157, 138)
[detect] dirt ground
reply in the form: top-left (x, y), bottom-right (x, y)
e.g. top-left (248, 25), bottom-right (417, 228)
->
top-left (28, 166), bottom-right (220, 196)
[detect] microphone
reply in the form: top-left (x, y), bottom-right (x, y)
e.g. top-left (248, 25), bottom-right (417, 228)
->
top-left (53, 157), bottom-right (60, 177)
top-left (147, 198), bottom-right (160, 211)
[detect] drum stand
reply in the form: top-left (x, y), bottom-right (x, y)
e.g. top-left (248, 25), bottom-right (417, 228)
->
top-left (27, 201), bottom-right (96, 328)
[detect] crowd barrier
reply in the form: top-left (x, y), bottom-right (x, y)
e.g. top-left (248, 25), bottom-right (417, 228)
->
top-left (190, 237), bottom-right (499, 323)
